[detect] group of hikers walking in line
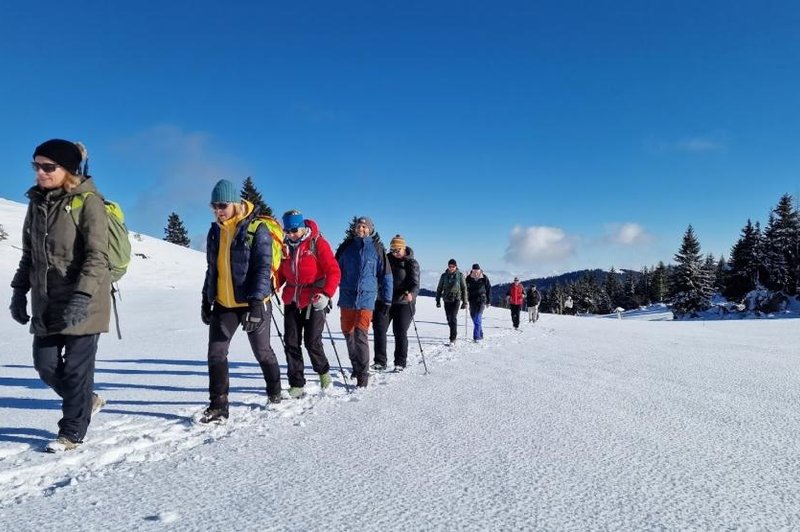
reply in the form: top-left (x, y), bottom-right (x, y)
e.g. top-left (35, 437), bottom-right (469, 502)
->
top-left (9, 138), bottom-right (542, 451)
top-left (435, 262), bottom-right (542, 345)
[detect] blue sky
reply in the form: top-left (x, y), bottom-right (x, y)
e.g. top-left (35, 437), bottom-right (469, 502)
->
top-left (1, 0), bottom-right (798, 276)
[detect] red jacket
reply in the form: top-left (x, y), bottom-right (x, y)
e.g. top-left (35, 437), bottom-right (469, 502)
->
top-left (276, 219), bottom-right (341, 309)
top-left (508, 283), bottom-right (524, 305)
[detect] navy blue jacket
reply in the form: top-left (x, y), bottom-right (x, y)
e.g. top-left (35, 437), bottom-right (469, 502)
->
top-left (203, 209), bottom-right (272, 306)
top-left (336, 236), bottom-right (393, 310)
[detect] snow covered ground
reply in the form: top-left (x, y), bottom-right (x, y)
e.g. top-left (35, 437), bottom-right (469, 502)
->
top-left (1, 197), bottom-right (799, 530)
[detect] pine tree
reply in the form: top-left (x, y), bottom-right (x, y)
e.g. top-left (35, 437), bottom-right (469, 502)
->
top-left (604, 266), bottom-right (623, 308)
top-left (762, 193), bottom-right (799, 295)
top-left (164, 212), bottom-right (191, 247)
top-left (240, 177), bottom-right (272, 216)
top-left (725, 219), bottom-right (764, 300)
top-left (669, 225), bottom-right (713, 317)
top-left (650, 262), bottom-right (668, 303)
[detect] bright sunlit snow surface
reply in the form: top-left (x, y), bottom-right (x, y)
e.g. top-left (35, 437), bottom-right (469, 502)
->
top-left (0, 197), bottom-right (798, 530)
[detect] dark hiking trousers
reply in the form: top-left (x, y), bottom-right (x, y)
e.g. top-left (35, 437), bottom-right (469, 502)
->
top-left (510, 304), bottom-right (521, 329)
top-left (469, 302), bottom-right (484, 340)
top-left (207, 302), bottom-right (281, 408)
top-left (341, 308), bottom-right (372, 379)
top-left (33, 333), bottom-right (99, 443)
top-left (284, 303), bottom-right (330, 388)
top-left (444, 301), bottom-right (460, 342)
top-left (373, 302), bottom-right (414, 368)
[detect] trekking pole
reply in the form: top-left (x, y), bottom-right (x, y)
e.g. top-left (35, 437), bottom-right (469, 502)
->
top-left (323, 313), bottom-right (353, 393)
top-left (270, 311), bottom-right (286, 350)
top-left (411, 315), bottom-right (429, 374)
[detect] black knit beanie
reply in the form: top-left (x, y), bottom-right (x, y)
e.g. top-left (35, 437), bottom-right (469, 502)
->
top-left (33, 139), bottom-right (83, 175)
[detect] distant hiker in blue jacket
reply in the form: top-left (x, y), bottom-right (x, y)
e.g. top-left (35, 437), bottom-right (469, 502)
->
top-left (200, 179), bottom-right (282, 424)
top-left (335, 216), bottom-right (393, 388)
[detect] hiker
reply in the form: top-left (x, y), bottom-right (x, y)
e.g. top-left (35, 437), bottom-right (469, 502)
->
top-left (10, 139), bottom-right (110, 452)
top-left (507, 277), bottom-right (524, 329)
top-left (435, 259), bottom-right (467, 345)
top-left (200, 179), bottom-right (282, 423)
top-left (564, 295), bottom-right (574, 315)
top-left (465, 263), bottom-right (491, 342)
top-left (372, 235), bottom-right (420, 372)
top-left (275, 210), bottom-right (341, 398)
top-left (526, 284), bottom-right (542, 323)
top-left (335, 216), bottom-right (393, 387)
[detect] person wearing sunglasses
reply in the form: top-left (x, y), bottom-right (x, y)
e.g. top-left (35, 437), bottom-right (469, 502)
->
top-left (335, 216), bottom-right (393, 387)
top-left (371, 234), bottom-right (420, 372)
top-left (200, 179), bottom-right (282, 423)
top-left (10, 139), bottom-right (111, 452)
top-left (274, 210), bottom-right (341, 398)
top-left (435, 259), bottom-right (468, 346)
top-left (465, 263), bottom-right (492, 342)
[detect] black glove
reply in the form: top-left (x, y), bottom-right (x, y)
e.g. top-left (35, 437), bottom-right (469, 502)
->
top-left (10, 289), bottom-right (30, 325)
top-left (436, 300), bottom-right (441, 308)
top-left (201, 300), bottom-right (212, 325)
top-left (63, 292), bottom-right (91, 328)
top-left (242, 300), bottom-right (265, 333)
top-left (460, 301), bottom-right (467, 310)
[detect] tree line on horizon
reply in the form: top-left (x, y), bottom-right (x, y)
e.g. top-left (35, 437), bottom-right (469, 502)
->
top-left (528, 193), bottom-right (799, 318)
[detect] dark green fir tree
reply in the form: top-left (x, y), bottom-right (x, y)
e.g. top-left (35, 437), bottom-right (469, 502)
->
top-left (164, 212), bottom-right (191, 247)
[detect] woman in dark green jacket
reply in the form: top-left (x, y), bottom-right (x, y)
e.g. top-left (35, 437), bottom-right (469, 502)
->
top-left (10, 139), bottom-right (111, 453)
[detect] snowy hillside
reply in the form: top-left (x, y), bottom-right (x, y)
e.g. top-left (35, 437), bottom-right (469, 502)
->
top-left (1, 197), bottom-right (799, 530)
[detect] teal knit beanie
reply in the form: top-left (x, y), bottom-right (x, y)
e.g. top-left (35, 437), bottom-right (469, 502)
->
top-left (210, 179), bottom-right (237, 203)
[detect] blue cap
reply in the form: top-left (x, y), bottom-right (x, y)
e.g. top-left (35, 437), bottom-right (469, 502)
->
top-left (211, 179), bottom-right (237, 203)
top-left (282, 210), bottom-right (305, 231)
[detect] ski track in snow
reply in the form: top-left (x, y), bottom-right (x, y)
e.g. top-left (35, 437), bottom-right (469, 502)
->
top-left (0, 327), bottom-right (514, 507)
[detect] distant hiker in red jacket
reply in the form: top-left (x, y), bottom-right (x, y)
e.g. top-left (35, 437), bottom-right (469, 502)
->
top-left (507, 277), bottom-right (524, 330)
top-left (275, 210), bottom-right (341, 398)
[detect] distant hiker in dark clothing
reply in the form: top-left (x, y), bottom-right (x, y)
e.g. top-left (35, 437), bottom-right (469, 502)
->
top-left (10, 139), bottom-right (110, 452)
top-left (201, 179), bottom-right (282, 423)
top-left (465, 264), bottom-right (491, 342)
top-left (507, 277), bottom-right (524, 329)
top-left (275, 210), bottom-right (341, 398)
top-left (336, 216), bottom-right (393, 388)
top-left (436, 259), bottom-right (467, 345)
top-left (564, 295), bottom-right (574, 315)
top-left (526, 284), bottom-right (542, 323)
top-left (372, 235), bottom-right (420, 372)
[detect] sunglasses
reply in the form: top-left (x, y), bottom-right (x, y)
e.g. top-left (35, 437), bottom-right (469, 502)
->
top-left (286, 227), bottom-right (303, 234)
top-left (390, 248), bottom-right (403, 254)
top-left (31, 162), bottom-right (60, 173)
top-left (210, 202), bottom-right (231, 210)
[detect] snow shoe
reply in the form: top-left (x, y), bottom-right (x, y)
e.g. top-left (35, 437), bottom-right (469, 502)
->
top-left (268, 393), bottom-right (282, 404)
top-left (393, 365), bottom-right (405, 373)
top-left (288, 387), bottom-right (305, 399)
top-left (370, 363), bottom-right (386, 372)
top-left (199, 407), bottom-right (229, 424)
top-left (319, 372), bottom-right (332, 389)
top-left (45, 435), bottom-right (81, 453)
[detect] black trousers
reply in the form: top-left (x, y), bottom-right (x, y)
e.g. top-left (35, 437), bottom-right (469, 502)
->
top-left (283, 303), bottom-right (330, 388)
top-left (373, 302), bottom-right (414, 367)
top-left (207, 302), bottom-right (281, 408)
top-left (510, 304), bottom-right (521, 328)
top-left (444, 301), bottom-right (461, 342)
top-left (33, 333), bottom-right (99, 443)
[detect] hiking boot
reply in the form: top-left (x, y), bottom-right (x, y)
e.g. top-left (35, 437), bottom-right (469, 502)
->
top-left (370, 363), bottom-right (386, 372)
top-left (356, 374), bottom-right (369, 388)
top-left (46, 435), bottom-right (81, 453)
top-left (319, 372), bottom-right (332, 389)
top-left (91, 393), bottom-right (106, 418)
top-left (288, 386), bottom-right (305, 399)
top-left (199, 407), bottom-right (229, 424)
top-left (393, 365), bottom-right (405, 373)
top-left (268, 393), bottom-right (282, 404)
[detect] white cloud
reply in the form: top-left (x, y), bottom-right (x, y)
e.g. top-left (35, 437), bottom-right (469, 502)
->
top-left (504, 225), bottom-right (576, 265)
top-left (605, 222), bottom-right (653, 246)
top-left (676, 137), bottom-right (726, 153)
